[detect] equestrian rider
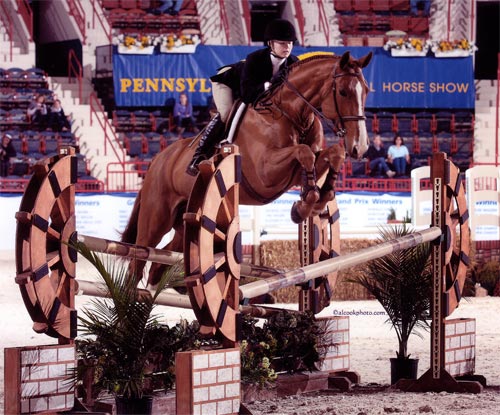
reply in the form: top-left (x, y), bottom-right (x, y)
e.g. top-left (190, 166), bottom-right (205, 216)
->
top-left (186, 18), bottom-right (299, 176)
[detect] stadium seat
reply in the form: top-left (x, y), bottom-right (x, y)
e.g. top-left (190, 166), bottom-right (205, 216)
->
top-left (436, 132), bottom-right (452, 155)
top-left (454, 111), bottom-right (475, 132)
top-left (338, 15), bottom-right (356, 33)
top-left (101, 0), bottom-right (120, 9)
top-left (390, 0), bottom-right (410, 12)
top-left (375, 111), bottom-right (396, 133)
top-left (25, 68), bottom-right (48, 89)
top-left (390, 15), bottom-right (409, 32)
top-left (124, 133), bottom-right (146, 157)
top-left (372, 0), bottom-right (390, 12)
top-left (434, 111), bottom-right (454, 133)
top-left (352, 0), bottom-right (371, 12)
top-left (6, 68), bottom-right (27, 89)
top-left (364, 110), bottom-right (376, 133)
top-left (409, 16), bottom-right (429, 35)
top-left (334, 0), bottom-right (353, 13)
top-left (133, 110), bottom-right (153, 132)
top-left (395, 112), bottom-right (416, 133)
top-left (113, 109), bottom-right (135, 132)
top-left (415, 111), bottom-right (433, 133)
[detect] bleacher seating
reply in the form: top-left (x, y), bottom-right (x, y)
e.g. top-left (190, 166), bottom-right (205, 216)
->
top-left (103, 0), bottom-right (200, 36)
top-left (335, 0), bottom-right (430, 46)
top-left (0, 67), bottom-right (97, 189)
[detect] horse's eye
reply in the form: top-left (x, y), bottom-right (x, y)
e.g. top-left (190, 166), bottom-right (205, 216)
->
top-left (339, 89), bottom-right (347, 97)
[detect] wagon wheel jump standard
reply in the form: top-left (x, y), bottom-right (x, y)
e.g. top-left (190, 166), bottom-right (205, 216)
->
top-left (15, 147), bottom-right (78, 342)
top-left (14, 148), bottom-right (483, 393)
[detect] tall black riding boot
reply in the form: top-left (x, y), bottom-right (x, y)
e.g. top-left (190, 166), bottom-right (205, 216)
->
top-left (186, 113), bottom-right (225, 176)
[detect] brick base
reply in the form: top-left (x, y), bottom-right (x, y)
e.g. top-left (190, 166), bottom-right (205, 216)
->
top-left (4, 344), bottom-right (75, 415)
top-left (176, 348), bottom-right (240, 415)
top-left (315, 316), bottom-right (350, 372)
top-left (444, 318), bottom-right (476, 376)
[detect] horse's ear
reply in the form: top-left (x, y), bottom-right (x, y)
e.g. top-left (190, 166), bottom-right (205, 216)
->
top-left (339, 51), bottom-right (351, 70)
top-left (358, 51), bottom-right (373, 68)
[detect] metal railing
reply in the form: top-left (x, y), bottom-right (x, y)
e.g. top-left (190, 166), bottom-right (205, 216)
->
top-left (293, 0), bottom-right (305, 46)
top-left (90, 0), bottom-right (112, 43)
top-left (106, 161), bottom-right (149, 192)
top-left (67, 0), bottom-right (87, 44)
top-left (218, 0), bottom-right (230, 45)
top-left (240, 0), bottom-right (252, 45)
top-left (317, 0), bottom-right (330, 46)
top-left (68, 49), bottom-right (83, 102)
top-left (0, 2), bottom-right (13, 61)
top-left (16, 0), bottom-right (33, 41)
top-left (89, 92), bottom-right (126, 164)
top-left (0, 177), bottom-right (104, 193)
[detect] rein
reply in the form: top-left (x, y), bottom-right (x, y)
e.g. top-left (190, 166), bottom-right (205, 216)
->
top-left (281, 71), bottom-right (366, 138)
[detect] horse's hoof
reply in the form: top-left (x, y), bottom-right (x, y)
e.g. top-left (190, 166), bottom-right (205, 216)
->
top-left (290, 202), bottom-right (304, 224)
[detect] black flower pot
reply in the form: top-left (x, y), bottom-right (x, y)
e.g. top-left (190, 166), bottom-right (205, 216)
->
top-left (390, 357), bottom-right (418, 385)
top-left (115, 396), bottom-right (153, 415)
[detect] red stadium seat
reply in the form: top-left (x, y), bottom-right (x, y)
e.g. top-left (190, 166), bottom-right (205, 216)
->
top-left (334, 0), bottom-right (353, 13)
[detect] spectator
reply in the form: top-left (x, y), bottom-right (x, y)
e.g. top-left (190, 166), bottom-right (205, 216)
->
top-left (154, 0), bottom-right (184, 15)
top-left (364, 135), bottom-right (396, 177)
top-left (0, 133), bottom-right (17, 177)
top-left (27, 95), bottom-right (48, 130)
top-left (410, 0), bottom-right (431, 16)
top-left (173, 92), bottom-right (199, 138)
top-left (48, 99), bottom-right (71, 132)
top-left (387, 134), bottom-right (411, 177)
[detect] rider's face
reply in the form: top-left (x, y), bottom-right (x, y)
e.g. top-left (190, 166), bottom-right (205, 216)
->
top-left (270, 40), bottom-right (293, 59)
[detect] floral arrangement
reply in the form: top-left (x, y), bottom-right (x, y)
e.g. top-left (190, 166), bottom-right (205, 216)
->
top-left (113, 33), bottom-right (201, 54)
top-left (240, 340), bottom-right (278, 387)
top-left (383, 38), bottom-right (431, 56)
top-left (384, 37), bottom-right (477, 58)
top-left (155, 33), bottom-right (201, 53)
top-left (113, 34), bottom-right (154, 49)
top-left (430, 38), bottom-right (478, 56)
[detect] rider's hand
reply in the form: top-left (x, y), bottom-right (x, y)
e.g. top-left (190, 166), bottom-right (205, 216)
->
top-left (270, 68), bottom-right (287, 85)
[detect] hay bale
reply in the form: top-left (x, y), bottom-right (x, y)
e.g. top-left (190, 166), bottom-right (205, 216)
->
top-left (258, 239), bottom-right (376, 302)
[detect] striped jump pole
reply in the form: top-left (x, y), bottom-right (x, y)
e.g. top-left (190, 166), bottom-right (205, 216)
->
top-left (77, 234), bottom-right (281, 280)
top-left (239, 226), bottom-right (442, 301)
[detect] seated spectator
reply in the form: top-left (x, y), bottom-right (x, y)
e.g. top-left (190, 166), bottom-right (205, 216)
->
top-left (173, 92), bottom-right (199, 138)
top-left (27, 95), bottom-right (48, 130)
top-left (0, 133), bottom-right (17, 177)
top-left (364, 134), bottom-right (395, 177)
top-left (153, 0), bottom-right (184, 15)
top-left (411, 0), bottom-right (431, 16)
top-left (387, 134), bottom-right (411, 177)
top-left (48, 99), bottom-right (71, 132)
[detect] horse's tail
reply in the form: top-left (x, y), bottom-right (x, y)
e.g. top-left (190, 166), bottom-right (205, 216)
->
top-left (121, 189), bottom-right (142, 243)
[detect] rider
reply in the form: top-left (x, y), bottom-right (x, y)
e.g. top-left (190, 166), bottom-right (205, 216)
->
top-left (186, 18), bottom-right (299, 176)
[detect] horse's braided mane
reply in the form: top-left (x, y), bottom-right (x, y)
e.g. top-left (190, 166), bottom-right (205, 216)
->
top-left (288, 54), bottom-right (339, 72)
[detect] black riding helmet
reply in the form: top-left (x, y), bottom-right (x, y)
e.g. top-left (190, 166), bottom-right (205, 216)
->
top-left (264, 19), bottom-right (297, 42)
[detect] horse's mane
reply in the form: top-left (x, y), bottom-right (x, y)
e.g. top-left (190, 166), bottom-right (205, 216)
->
top-left (288, 53), bottom-right (339, 73)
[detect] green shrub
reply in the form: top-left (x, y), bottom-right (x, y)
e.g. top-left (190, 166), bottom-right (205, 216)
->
top-left (239, 310), bottom-right (327, 387)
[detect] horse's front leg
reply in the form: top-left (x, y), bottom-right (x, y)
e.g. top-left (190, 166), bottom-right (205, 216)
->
top-left (289, 145), bottom-right (322, 223)
top-left (310, 144), bottom-right (346, 216)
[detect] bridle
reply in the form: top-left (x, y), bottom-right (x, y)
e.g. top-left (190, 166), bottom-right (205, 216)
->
top-left (281, 69), bottom-right (367, 138)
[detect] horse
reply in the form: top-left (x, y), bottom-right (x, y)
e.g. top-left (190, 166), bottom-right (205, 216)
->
top-left (122, 51), bottom-right (373, 285)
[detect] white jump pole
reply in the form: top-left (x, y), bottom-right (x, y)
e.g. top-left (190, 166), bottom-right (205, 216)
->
top-left (240, 226), bottom-right (442, 300)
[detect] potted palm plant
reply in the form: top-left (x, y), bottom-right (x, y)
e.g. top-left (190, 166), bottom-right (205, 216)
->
top-left (349, 225), bottom-right (432, 384)
top-left (73, 241), bottom-right (188, 414)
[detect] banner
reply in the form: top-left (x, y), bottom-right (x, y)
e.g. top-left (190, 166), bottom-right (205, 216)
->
top-left (113, 46), bottom-right (474, 109)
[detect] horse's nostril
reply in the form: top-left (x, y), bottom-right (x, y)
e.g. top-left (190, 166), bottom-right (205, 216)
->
top-left (351, 146), bottom-right (358, 159)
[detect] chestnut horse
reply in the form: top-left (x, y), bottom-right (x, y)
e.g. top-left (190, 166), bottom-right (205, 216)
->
top-left (122, 51), bottom-right (372, 285)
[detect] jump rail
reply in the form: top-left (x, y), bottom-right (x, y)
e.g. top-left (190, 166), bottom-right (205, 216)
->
top-left (239, 226), bottom-right (442, 301)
